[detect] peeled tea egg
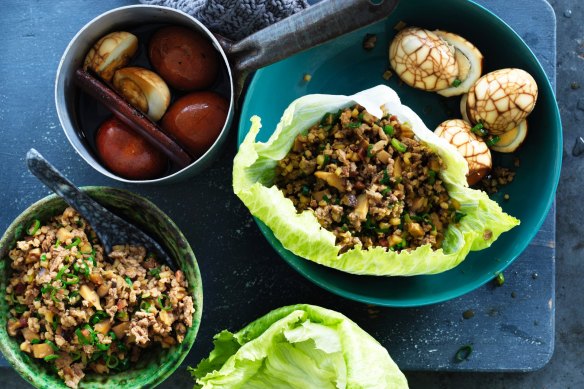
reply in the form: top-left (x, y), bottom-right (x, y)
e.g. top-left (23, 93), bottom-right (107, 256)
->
top-left (161, 91), bottom-right (228, 158)
top-left (96, 117), bottom-right (167, 180)
top-left (149, 26), bottom-right (219, 90)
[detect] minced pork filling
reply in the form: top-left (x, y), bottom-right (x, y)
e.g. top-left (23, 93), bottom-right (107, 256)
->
top-left (5, 207), bottom-right (194, 388)
top-left (275, 104), bottom-right (464, 253)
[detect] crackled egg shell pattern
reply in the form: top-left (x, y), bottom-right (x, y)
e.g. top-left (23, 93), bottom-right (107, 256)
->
top-left (466, 68), bottom-right (538, 135)
top-left (435, 119), bottom-right (491, 185)
top-left (389, 27), bottom-right (459, 91)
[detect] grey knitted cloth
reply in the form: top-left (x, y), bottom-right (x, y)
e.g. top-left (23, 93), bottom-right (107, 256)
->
top-left (139, 0), bottom-right (309, 41)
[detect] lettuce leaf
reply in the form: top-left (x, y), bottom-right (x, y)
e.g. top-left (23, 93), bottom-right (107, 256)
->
top-left (190, 304), bottom-right (408, 389)
top-left (233, 85), bottom-right (519, 276)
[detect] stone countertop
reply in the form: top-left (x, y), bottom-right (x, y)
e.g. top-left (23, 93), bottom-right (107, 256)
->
top-left (0, 0), bottom-right (582, 388)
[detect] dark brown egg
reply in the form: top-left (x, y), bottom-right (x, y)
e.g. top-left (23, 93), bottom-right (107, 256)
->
top-left (161, 92), bottom-right (229, 158)
top-left (149, 26), bottom-right (219, 91)
top-left (96, 117), bottom-right (167, 179)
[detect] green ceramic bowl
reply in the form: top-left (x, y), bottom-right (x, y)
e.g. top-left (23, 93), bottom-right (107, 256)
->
top-left (237, 0), bottom-right (562, 306)
top-left (0, 187), bottom-right (203, 388)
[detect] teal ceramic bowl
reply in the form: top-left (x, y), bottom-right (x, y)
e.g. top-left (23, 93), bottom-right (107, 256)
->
top-left (237, 0), bottom-right (562, 306)
top-left (0, 187), bottom-right (203, 388)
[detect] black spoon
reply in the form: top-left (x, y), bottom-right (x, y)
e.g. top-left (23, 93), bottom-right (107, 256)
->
top-left (26, 148), bottom-right (177, 270)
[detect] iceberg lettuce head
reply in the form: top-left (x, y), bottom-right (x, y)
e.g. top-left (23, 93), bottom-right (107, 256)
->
top-left (190, 304), bottom-right (408, 389)
top-left (233, 85), bottom-right (519, 276)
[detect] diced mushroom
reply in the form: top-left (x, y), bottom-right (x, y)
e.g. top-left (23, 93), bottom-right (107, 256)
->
top-left (393, 157), bottom-right (402, 178)
top-left (79, 284), bottom-right (102, 311)
top-left (31, 343), bottom-right (54, 359)
top-left (370, 140), bottom-right (388, 155)
top-left (407, 222), bottom-right (425, 238)
top-left (21, 327), bottom-right (39, 342)
top-left (83, 31), bottom-right (138, 82)
top-left (94, 320), bottom-right (111, 335)
top-left (376, 150), bottom-right (391, 164)
top-left (314, 171), bottom-right (346, 192)
top-left (56, 227), bottom-right (74, 243)
top-left (354, 194), bottom-right (369, 221)
top-left (464, 68), bottom-right (538, 134)
top-left (97, 284), bottom-right (110, 297)
top-left (26, 248), bottom-right (41, 264)
top-left (111, 322), bottom-right (130, 339)
top-left (159, 310), bottom-right (176, 327)
top-left (20, 341), bottom-right (32, 353)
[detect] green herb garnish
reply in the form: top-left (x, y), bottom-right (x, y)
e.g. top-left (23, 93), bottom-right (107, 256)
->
top-left (383, 125), bottom-right (394, 136)
top-left (27, 219), bottom-right (41, 236)
top-left (455, 345), bottom-right (473, 362)
top-left (391, 138), bottom-right (407, 153)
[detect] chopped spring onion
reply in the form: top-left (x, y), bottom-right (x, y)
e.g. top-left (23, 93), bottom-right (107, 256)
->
top-left (14, 304), bottom-right (27, 314)
top-left (27, 219), bottom-right (41, 236)
top-left (56, 265), bottom-right (69, 280)
top-left (454, 211), bottom-right (467, 223)
top-left (470, 123), bottom-right (488, 137)
top-left (149, 267), bottom-right (161, 279)
top-left (40, 254), bottom-right (47, 262)
top-left (96, 342), bottom-right (110, 351)
top-left (347, 122), bottom-right (362, 128)
top-left (65, 237), bottom-right (81, 249)
top-left (41, 284), bottom-right (52, 294)
top-left (73, 261), bottom-right (90, 277)
top-left (452, 78), bottom-right (462, 87)
top-left (86, 255), bottom-right (96, 266)
top-left (157, 294), bottom-right (172, 311)
top-left (54, 239), bottom-right (61, 248)
top-left (45, 340), bottom-right (59, 351)
top-left (391, 138), bottom-right (407, 153)
top-left (381, 188), bottom-right (391, 196)
top-left (61, 273), bottom-right (79, 285)
top-left (90, 311), bottom-right (109, 325)
top-left (455, 345), bottom-right (473, 362)
top-left (70, 352), bottom-right (81, 362)
top-left (50, 288), bottom-right (62, 304)
top-left (495, 272), bottom-right (505, 286)
top-left (380, 169), bottom-right (390, 185)
top-left (108, 331), bottom-right (117, 341)
top-left (383, 125), bottom-right (394, 136)
top-left (68, 291), bottom-right (80, 304)
top-left (125, 277), bottom-right (132, 286)
top-left (52, 316), bottom-right (59, 331)
top-left (43, 354), bottom-right (59, 362)
top-left (140, 301), bottom-right (151, 312)
top-left (367, 144), bottom-right (374, 157)
top-left (301, 185), bottom-right (310, 196)
top-left (30, 339), bottom-right (41, 345)
top-left (76, 325), bottom-right (95, 345)
top-left (106, 354), bottom-right (119, 369)
top-left (486, 136), bottom-right (501, 147)
top-left (428, 170), bottom-right (437, 185)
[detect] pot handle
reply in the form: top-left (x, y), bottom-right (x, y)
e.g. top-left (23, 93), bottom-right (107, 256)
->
top-left (219, 0), bottom-right (399, 97)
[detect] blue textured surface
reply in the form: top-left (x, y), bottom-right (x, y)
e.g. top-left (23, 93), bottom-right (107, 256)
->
top-left (1, 0), bottom-right (581, 388)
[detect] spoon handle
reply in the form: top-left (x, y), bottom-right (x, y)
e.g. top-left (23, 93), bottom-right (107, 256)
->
top-left (26, 148), bottom-right (176, 270)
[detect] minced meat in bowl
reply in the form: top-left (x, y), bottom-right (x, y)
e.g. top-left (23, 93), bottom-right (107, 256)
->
top-left (0, 188), bottom-right (202, 389)
top-left (276, 104), bottom-right (461, 254)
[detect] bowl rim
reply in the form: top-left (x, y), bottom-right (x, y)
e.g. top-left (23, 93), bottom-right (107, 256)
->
top-left (236, 0), bottom-right (563, 307)
top-left (0, 186), bottom-right (203, 387)
top-left (54, 4), bottom-right (235, 184)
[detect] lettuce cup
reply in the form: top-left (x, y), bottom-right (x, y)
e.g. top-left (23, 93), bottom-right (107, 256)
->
top-left (190, 304), bottom-right (408, 388)
top-left (233, 85), bottom-right (518, 276)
